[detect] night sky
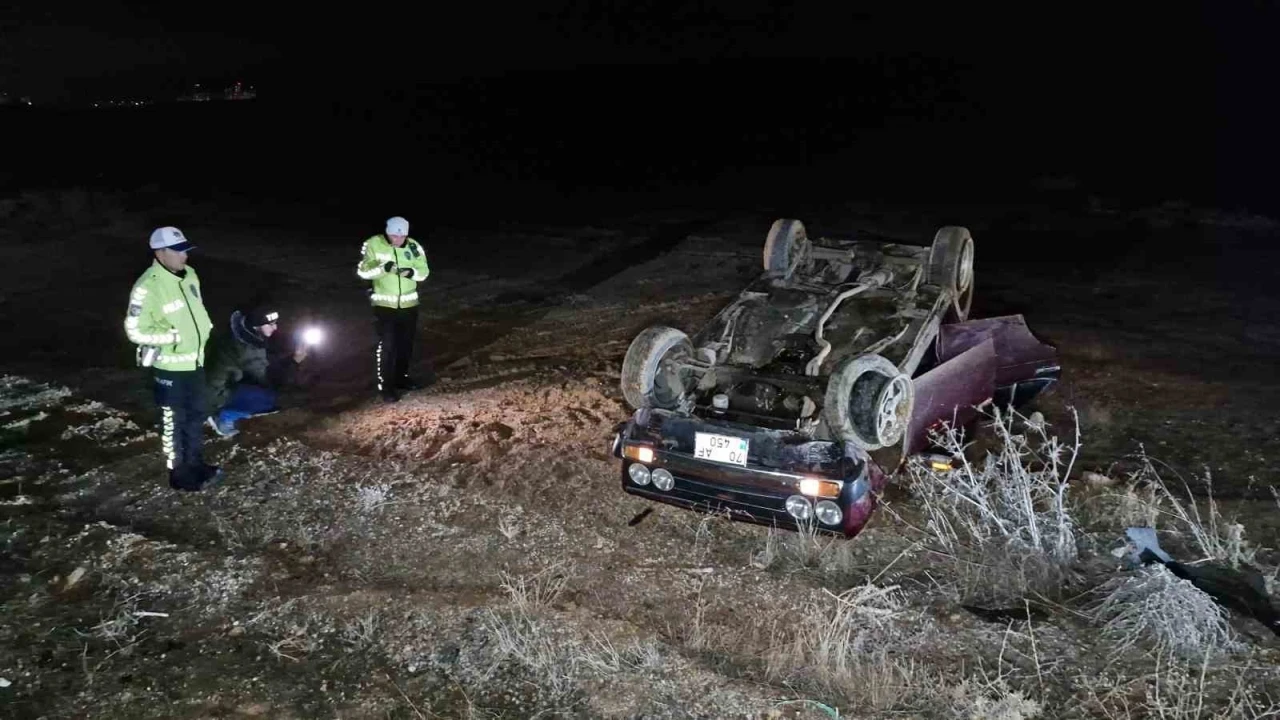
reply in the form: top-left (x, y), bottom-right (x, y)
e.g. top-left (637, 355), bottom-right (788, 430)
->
top-left (4, 2), bottom-right (1280, 213)
top-left (7, 2), bottom-right (1266, 101)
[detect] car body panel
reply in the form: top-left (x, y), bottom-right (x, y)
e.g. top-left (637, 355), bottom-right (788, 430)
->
top-left (903, 337), bottom-right (998, 456)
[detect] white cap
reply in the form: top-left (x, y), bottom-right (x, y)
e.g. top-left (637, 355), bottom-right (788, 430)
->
top-left (386, 216), bottom-right (409, 236)
top-left (149, 226), bottom-right (195, 252)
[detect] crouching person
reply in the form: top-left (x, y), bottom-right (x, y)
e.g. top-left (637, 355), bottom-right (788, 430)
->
top-left (204, 306), bottom-right (307, 437)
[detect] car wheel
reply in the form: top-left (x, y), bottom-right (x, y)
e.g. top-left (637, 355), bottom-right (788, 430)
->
top-left (621, 326), bottom-right (695, 410)
top-left (823, 353), bottom-right (916, 450)
top-left (926, 226), bottom-right (975, 321)
top-left (763, 218), bottom-right (811, 280)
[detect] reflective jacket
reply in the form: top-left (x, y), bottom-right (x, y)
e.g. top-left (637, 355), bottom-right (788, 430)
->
top-left (124, 260), bottom-right (214, 371)
top-left (355, 233), bottom-right (430, 309)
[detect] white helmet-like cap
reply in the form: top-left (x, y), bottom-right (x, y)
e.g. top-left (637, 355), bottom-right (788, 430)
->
top-left (149, 226), bottom-right (196, 252)
top-left (386, 216), bottom-right (409, 236)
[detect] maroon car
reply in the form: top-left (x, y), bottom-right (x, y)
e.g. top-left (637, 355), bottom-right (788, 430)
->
top-left (611, 219), bottom-right (1059, 537)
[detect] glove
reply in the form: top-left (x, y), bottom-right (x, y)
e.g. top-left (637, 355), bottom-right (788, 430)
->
top-left (398, 268), bottom-right (414, 278)
top-left (382, 261), bottom-right (395, 273)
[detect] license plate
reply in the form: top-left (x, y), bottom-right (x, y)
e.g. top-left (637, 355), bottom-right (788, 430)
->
top-left (694, 432), bottom-right (749, 466)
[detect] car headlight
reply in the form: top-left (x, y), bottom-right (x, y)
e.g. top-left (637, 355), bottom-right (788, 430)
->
top-left (651, 468), bottom-right (674, 491)
top-left (815, 500), bottom-right (842, 526)
top-left (628, 463), bottom-right (651, 486)
top-left (785, 495), bottom-right (813, 521)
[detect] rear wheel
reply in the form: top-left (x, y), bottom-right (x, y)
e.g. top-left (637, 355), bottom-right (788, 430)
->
top-left (763, 218), bottom-right (811, 280)
top-left (823, 354), bottom-right (915, 450)
top-left (621, 326), bottom-right (695, 410)
top-left (926, 226), bottom-right (975, 321)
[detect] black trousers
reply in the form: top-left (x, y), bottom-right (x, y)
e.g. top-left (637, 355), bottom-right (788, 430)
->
top-left (152, 368), bottom-right (208, 489)
top-left (374, 305), bottom-right (418, 391)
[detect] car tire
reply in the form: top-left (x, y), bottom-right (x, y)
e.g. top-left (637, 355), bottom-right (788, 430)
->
top-left (621, 326), bottom-right (695, 410)
top-left (763, 218), bottom-right (810, 279)
top-left (926, 226), bottom-right (975, 321)
top-left (823, 353), bottom-right (915, 450)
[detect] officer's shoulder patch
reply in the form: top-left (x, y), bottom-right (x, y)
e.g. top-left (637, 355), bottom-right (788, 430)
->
top-left (128, 303), bottom-right (142, 317)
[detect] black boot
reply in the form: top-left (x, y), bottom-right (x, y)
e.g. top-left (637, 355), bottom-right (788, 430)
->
top-left (169, 464), bottom-right (206, 491)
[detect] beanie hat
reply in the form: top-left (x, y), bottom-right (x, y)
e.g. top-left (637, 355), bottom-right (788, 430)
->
top-left (245, 307), bottom-right (280, 328)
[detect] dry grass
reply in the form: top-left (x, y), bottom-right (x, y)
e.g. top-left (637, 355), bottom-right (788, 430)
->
top-left (761, 581), bottom-right (1047, 717)
top-left (1080, 647), bottom-right (1280, 719)
top-left (263, 614), bottom-right (323, 662)
top-left (341, 610), bottom-right (382, 649)
top-left (1095, 452), bottom-right (1260, 568)
top-left (1091, 564), bottom-right (1243, 662)
top-left (751, 516), bottom-right (837, 572)
top-left (763, 582), bottom-right (914, 711)
top-left (896, 406), bottom-right (1081, 602)
top-left (497, 563), bottom-right (569, 615)
top-left (479, 563), bottom-right (673, 706)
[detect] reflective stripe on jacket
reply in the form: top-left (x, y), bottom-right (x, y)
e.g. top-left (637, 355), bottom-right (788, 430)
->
top-left (356, 234), bottom-right (430, 309)
top-left (124, 260), bottom-right (213, 371)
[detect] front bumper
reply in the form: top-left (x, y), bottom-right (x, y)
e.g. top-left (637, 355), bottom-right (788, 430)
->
top-left (612, 409), bottom-right (887, 537)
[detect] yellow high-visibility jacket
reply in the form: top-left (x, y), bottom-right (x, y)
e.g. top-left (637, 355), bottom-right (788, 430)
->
top-left (356, 234), bottom-right (430, 309)
top-left (124, 260), bottom-right (213, 371)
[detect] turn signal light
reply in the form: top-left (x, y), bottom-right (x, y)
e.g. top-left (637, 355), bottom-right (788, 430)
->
top-left (922, 453), bottom-right (955, 472)
top-left (624, 445), bottom-right (655, 463)
top-left (798, 478), bottom-right (841, 498)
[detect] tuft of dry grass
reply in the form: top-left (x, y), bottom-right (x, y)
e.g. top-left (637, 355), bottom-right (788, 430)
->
top-left (761, 581), bottom-right (1046, 717)
top-left (1096, 452), bottom-right (1260, 569)
top-left (897, 406), bottom-right (1081, 602)
top-left (763, 582), bottom-right (912, 711)
top-left (1079, 647), bottom-right (1280, 720)
top-left (1091, 564), bottom-right (1242, 662)
top-left (263, 614), bottom-right (323, 662)
top-left (479, 563), bottom-right (674, 706)
top-left (341, 610), bottom-right (382, 649)
top-left (497, 562), bottom-right (569, 615)
top-left (752, 516), bottom-right (837, 572)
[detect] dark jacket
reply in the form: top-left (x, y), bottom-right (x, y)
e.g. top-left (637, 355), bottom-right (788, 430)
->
top-left (204, 311), bottom-right (298, 410)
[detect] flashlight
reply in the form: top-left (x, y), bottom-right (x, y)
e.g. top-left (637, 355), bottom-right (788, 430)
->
top-left (301, 327), bottom-right (324, 346)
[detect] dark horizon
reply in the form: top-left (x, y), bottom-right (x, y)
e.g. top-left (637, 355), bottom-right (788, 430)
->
top-left (4, 3), bottom-right (1280, 217)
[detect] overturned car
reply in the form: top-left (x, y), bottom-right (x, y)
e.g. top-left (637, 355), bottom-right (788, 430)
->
top-left (611, 219), bottom-right (1060, 537)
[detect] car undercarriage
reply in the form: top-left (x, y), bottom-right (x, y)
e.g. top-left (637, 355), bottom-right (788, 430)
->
top-left (613, 218), bottom-right (1058, 536)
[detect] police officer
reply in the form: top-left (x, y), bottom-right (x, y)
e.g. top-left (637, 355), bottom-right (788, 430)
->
top-left (124, 226), bottom-right (221, 491)
top-left (355, 216), bottom-right (431, 402)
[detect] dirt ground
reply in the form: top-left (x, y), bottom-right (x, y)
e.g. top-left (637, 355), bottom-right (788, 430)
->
top-left (2, 190), bottom-right (1279, 718)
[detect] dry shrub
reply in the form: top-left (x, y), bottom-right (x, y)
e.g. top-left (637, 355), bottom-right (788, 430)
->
top-left (1091, 564), bottom-right (1242, 662)
top-left (900, 406), bottom-right (1080, 602)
